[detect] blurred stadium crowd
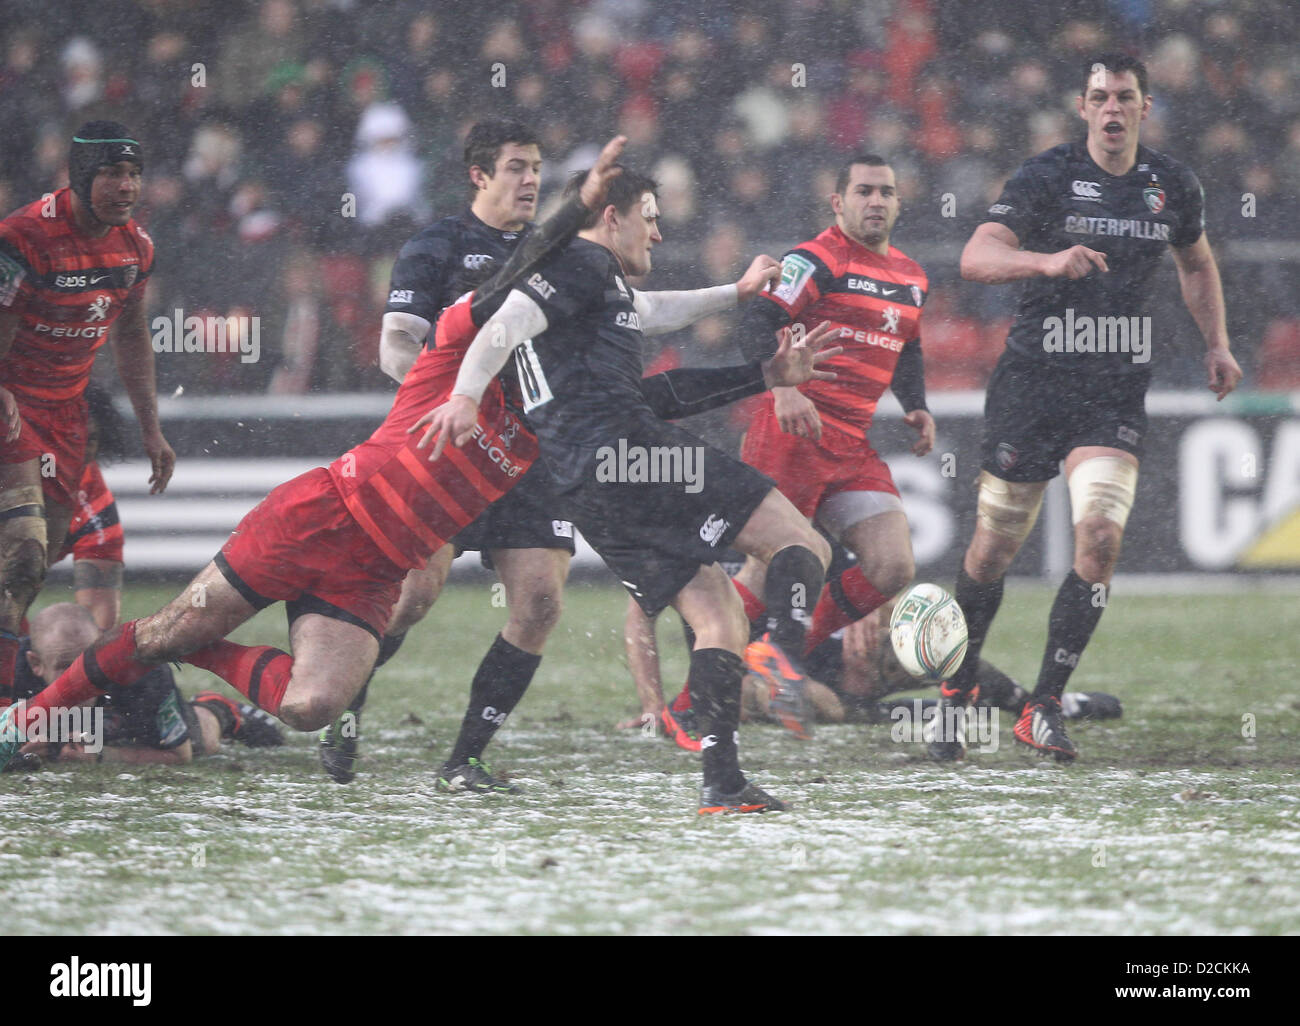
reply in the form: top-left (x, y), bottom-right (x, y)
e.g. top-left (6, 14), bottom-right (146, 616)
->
top-left (2, 0), bottom-right (1297, 400)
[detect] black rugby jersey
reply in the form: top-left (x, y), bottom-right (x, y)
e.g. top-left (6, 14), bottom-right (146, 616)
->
top-left (385, 208), bottom-right (529, 341)
top-left (508, 237), bottom-right (661, 492)
top-left (986, 141), bottom-right (1204, 374)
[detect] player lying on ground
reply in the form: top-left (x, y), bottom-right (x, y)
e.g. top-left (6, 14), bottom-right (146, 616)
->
top-left (0, 121), bottom-right (175, 705)
top-left (320, 118), bottom-right (580, 789)
top-left (415, 166), bottom-right (851, 814)
top-left (725, 153), bottom-right (936, 740)
top-left (932, 53), bottom-right (1241, 762)
top-left (3, 603), bottom-right (280, 771)
top-left (623, 586), bottom-right (1121, 750)
top-left (0, 137), bottom-right (834, 790)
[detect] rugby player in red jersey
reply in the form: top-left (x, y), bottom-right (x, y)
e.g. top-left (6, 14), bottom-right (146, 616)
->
top-left (1, 136), bottom-right (835, 775)
top-left (0, 121), bottom-right (175, 698)
top-left (669, 155), bottom-right (935, 742)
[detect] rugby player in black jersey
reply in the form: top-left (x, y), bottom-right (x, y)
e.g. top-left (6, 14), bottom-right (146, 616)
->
top-left (930, 54), bottom-right (1242, 762)
top-left (320, 120), bottom-right (581, 791)
top-left (415, 168), bottom-right (845, 813)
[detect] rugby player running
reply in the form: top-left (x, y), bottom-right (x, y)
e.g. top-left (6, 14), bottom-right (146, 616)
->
top-left (930, 54), bottom-right (1241, 762)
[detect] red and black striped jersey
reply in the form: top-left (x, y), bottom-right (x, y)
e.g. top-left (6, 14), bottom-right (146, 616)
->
top-left (759, 225), bottom-right (927, 440)
top-left (327, 294), bottom-right (538, 571)
top-left (0, 187), bottom-right (153, 405)
top-left (58, 460), bottom-right (124, 564)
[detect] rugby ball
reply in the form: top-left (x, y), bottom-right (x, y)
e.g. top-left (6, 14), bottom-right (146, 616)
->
top-left (889, 583), bottom-right (969, 681)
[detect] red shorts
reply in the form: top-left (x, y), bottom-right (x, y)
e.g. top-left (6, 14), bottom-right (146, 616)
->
top-left (57, 461), bottom-right (124, 564)
top-left (218, 468), bottom-right (406, 639)
top-left (741, 403), bottom-right (897, 521)
top-left (0, 397), bottom-right (89, 509)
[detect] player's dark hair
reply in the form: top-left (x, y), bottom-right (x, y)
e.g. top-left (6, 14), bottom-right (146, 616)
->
top-left (1081, 53), bottom-right (1149, 97)
top-left (464, 118), bottom-right (541, 193)
top-left (835, 154), bottom-right (889, 196)
top-left (563, 166), bottom-right (660, 230)
top-left (84, 382), bottom-right (130, 464)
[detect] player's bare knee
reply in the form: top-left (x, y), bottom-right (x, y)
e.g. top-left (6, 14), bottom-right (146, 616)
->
top-left (508, 588), bottom-right (563, 642)
top-left (1076, 516), bottom-right (1123, 577)
top-left (278, 690), bottom-right (337, 732)
top-left (872, 554), bottom-right (914, 600)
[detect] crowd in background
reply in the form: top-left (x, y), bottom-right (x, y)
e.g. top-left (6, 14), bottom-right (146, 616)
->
top-left (2, 0), bottom-right (1298, 404)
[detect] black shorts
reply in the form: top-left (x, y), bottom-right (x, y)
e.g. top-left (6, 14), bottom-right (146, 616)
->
top-left (452, 457), bottom-right (575, 569)
top-left (562, 421), bottom-right (774, 617)
top-left (981, 351), bottom-right (1150, 482)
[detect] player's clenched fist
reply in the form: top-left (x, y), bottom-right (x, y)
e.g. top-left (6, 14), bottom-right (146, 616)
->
top-left (1042, 245), bottom-right (1109, 279)
top-left (735, 254), bottom-right (781, 301)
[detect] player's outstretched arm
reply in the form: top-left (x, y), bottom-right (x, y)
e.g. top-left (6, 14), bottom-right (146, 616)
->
top-left (961, 222), bottom-right (1108, 284)
top-left (110, 290), bottom-right (175, 493)
top-left (631, 255), bottom-right (780, 336)
top-left (1170, 234), bottom-right (1242, 400)
top-left (637, 322), bottom-right (840, 421)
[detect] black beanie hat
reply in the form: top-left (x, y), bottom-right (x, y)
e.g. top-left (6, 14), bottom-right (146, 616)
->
top-left (69, 121), bottom-right (144, 207)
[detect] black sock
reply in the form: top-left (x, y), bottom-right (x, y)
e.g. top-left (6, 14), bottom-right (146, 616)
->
top-left (1031, 571), bottom-right (1106, 703)
top-left (687, 648), bottom-right (745, 792)
top-left (762, 545), bottom-right (825, 656)
top-left (445, 633), bottom-right (540, 768)
top-left (950, 569), bottom-right (1004, 694)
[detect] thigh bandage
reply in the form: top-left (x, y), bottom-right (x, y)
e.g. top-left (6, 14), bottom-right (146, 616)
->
top-left (1067, 456), bottom-right (1138, 529)
top-left (975, 472), bottom-right (1046, 544)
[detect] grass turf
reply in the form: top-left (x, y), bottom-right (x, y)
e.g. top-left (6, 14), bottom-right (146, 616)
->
top-left (1, 580), bottom-right (1296, 935)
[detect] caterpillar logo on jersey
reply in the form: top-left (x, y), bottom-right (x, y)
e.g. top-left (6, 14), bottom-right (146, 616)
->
top-left (480, 706), bottom-right (508, 726)
top-left (1071, 180), bottom-right (1102, 200)
top-left (774, 253), bottom-right (815, 304)
top-left (388, 289), bottom-right (413, 305)
top-left (699, 513), bottom-right (729, 546)
top-left (526, 272), bottom-right (555, 299)
top-left (615, 310), bottom-right (641, 330)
